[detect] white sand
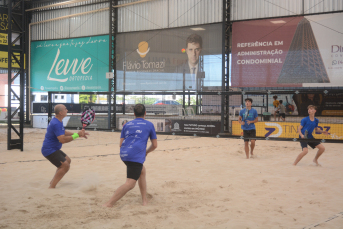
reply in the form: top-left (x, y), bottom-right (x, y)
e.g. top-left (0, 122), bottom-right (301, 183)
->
top-left (0, 128), bottom-right (343, 229)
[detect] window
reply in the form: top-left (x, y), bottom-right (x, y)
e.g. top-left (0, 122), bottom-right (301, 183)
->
top-left (61, 95), bottom-right (64, 99)
top-left (55, 95), bottom-right (58, 99)
top-left (41, 95), bottom-right (48, 101)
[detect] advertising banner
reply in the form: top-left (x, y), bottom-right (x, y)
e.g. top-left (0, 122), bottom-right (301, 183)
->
top-left (31, 35), bottom-right (109, 92)
top-left (119, 118), bottom-right (221, 135)
top-left (116, 23), bottom-right (222, 91)
top-left (167, 120), bottom-right (221, 135)
top-left (32, 103), bottom-right (124, 114)
top-left (231, 13), bottom-right (343, 88)
top-left (232, 121), bottom-right (343, 140)
top-left (32, 103), bottom-right (82, 114)
top-left (0, 8), bottom-right (23, 69)
top-left (119, 118), bottom-right (165, 132)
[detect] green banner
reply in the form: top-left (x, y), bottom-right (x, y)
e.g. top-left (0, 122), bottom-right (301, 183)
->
top-left (31, 35), bottom-right (109, 92)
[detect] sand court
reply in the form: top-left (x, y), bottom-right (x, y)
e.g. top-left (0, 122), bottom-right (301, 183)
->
top-left (0, 128), bottom-right (343, 228)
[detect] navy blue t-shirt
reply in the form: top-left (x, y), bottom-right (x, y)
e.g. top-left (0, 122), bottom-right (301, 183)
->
top-left (239, 108), bottom-right (258, 130)
top-left (300, 116), bottom-right (319, 139)
top-left (120, 118), bottom-right (157, 164)
top-left (41, 117), bottom-right (65, 157)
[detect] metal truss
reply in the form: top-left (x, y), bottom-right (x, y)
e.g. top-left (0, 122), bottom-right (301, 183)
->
top-left (221, 0), bottom-right (231, 133)
top-left (7, 0), bottom-right (25, 150)
top-left (109, 0), bottom-right (118, 128)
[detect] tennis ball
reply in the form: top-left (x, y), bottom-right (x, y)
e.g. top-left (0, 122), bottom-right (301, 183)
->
top-left (181, 48), bottom-right (186, 53)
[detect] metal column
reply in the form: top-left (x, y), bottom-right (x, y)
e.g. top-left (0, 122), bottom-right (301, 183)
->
top-left (7, 0), bottom-right (25, 151)
top-left (109, 0), bottom-right (118, 129)
top-left (221, 0), bottom-right (231, 133)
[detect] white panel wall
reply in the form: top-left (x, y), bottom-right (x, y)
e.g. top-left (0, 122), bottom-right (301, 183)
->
top-left (231, 0), bottom-right (343, 21)
top-left (31, 0), bottom-right (223, 40)
top-left (30, 0), bottom-right (343, 40)
top-left (231, 0), bottom-right (303, 21)
top-left (304, 0), bottom-right (343, 14)
top-left (31, 1), bottom-right (109, 40)
top-left (118, 0), bottom-right (169, 32)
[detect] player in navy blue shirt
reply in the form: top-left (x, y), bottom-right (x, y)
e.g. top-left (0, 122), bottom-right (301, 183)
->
top-left (41, 104), bottom-right (88, 188)
top-left (239, 98), bottom-right (258, 159)
top-left (103, 104), bottom-right (157, 207)
top-left (293, 105), bottom-right (329, 166)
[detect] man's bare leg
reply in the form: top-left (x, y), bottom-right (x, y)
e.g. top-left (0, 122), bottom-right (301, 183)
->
top-left (49, 160), bottom-right (70, 188)
top-left (103, 178), bottom-right (136, 207)
top-left (250, 140), bottom-right (256, 157)
top-left (138, 166), bottom-right (148, 206)
top-left (313, 144), bottom-right (325, 166)
top-left (244, 141), bottom-right (250, 159)
top-left (50, 156), bottom-right (71, 185)
top-left (293, 148), bottom-right (308, 166)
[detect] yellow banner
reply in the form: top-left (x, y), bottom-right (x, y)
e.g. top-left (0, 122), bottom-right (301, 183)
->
top-left (0, 33), bottom-right (7, 45)
top-left (0, 51), bottom-right (25, 69)
top-left (232, 121), bottom-right (343, 140)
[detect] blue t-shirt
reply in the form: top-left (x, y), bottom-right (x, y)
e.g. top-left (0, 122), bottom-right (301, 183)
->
top-left (120, 118), bottom-right (157, 164)
top-left (300, 116), bottom-right (319, 139)
top-left (239, 108), bottom-right (258, 130)
top-left (41, 117), bottom-right (65, 157)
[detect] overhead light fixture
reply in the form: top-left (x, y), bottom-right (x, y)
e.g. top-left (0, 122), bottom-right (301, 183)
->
top-left (270, 20), bottom-right (286, 24)
top-left (190, 27), bottom-right (206, 31)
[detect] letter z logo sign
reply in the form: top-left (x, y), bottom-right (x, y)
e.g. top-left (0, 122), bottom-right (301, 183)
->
top-left (265, 123), bottom-right (282, 137)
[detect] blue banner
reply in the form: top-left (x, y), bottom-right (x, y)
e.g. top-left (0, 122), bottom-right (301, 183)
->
top-left (31, 35), bottom-right (109, 92)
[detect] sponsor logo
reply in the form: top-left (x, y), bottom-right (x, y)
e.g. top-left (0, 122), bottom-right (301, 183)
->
top-left (171, 122), bottom-right (181, 132)
top-left (136, 130), bottom-right (142, 133)
top-left (331, 45), bottom-right (343, 53)
top-left (137, 41), bottom-right (150, 58)
top-left (264, 123), bottom-right (282, 137)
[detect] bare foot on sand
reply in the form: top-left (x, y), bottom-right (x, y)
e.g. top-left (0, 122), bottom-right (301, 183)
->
top-left (310, 162), bottom-right (322, 167)
top-left (102, 203), bottom-right (113, 208)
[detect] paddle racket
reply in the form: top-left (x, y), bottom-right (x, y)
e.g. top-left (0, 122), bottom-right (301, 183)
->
top-left (81, 108), bottom-right (95, 130)
top-left (242, 109), bottom-right (249, 122)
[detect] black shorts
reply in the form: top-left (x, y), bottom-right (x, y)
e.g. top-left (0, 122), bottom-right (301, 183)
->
top-left (123, 161), bottom-right (143, 181)
top-left (300, 141), bottom-right (321, 149)
top-left (279, 113), bottom-right (285, 118)
top-left (45, 150), bottom-right (67, 168)
top-left (243, 129), bottom-right (256, 142)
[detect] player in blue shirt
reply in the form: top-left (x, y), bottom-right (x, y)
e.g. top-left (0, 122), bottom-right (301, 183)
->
top-left (42, 104), bottom-right (88, 188)
top-left (239, 98), bottom-right (258, 159)
top-left (103, 104), bottom-right (158, 207)
top-left (293, 105), bottom-right (329, 166)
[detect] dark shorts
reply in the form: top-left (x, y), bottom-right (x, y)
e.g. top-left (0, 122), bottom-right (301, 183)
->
top-left (123, 161), bottom-right (143, 181)
top-left (45, 150), bottom-right (67, 168)
top-left (243, 129), bottom-right (256, 142)
top-left (300, 140), bottom-right (321, 149)
top-left (279, 113), bottom-right (285, 118)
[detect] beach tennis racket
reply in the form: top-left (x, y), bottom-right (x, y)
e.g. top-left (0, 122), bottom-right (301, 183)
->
top-left (81, 108), bottom-right (95, 130)
top-left (242, 109), bottom-right (249, 122)
top-left (304, 130), bottom-right (308, 139)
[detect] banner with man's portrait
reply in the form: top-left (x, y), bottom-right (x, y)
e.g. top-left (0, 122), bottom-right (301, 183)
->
top-left (116, 23), bottom-right (222, 91)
